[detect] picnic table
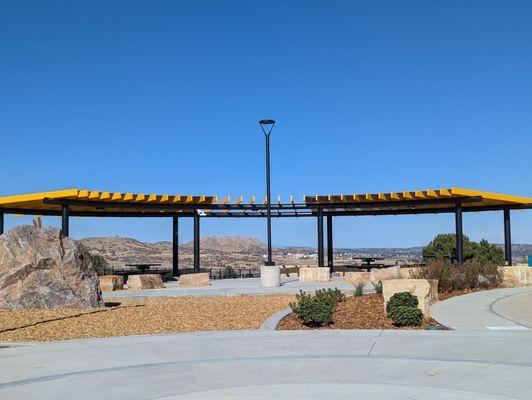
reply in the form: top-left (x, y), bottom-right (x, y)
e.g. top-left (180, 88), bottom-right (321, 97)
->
top-left (354, 257), bottom-right (386, 271)
top-left (125, 263), bottom-right (162, 272)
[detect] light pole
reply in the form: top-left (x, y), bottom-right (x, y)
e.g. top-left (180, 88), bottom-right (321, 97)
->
top-left (259, 119), bottom-right (275, 266)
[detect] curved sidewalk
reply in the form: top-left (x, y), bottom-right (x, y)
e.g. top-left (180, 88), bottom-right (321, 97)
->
top-left (2, 329), bottom-right (532, 399)
top-left (431, 286), bottom-right (532, 330)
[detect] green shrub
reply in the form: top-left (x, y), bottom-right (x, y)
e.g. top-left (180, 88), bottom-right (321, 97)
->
top-left (90, 254), bottom-right (108, 276)
top-left (389, 306), bottom-right (423, 327)
top-left (386, 292), bottom-right (418, 316)
top-left (354, 282), bottom-right (364, 297)
top-left (422, 233), bottom-right (504, 265)
top-left (372, 281), bottom-right (383, 295)
top-left (223, 266), bottom-right (234, 279)
top-left (290, 288), bottom-right (344, 327)
top-left (314, 288), bottom-right (345, 307)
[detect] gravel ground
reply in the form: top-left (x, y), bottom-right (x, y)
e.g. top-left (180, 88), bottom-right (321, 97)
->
top-left (0, 295), bottom-right (294, 342)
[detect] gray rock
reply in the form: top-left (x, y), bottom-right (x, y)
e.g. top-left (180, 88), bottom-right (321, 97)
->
top-left (0, 225), bottom-right (103, 309)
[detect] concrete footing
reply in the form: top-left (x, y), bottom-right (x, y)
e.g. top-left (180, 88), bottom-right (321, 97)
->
top-left (261, 265), bottom-right (281, 287)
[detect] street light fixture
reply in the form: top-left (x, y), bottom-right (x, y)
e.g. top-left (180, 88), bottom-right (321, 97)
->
top-left (259, 119), bottom-right (275, 266)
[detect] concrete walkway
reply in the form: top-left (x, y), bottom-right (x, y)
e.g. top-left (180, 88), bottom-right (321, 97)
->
top-left (105, 276), bottom-right (363, 299)
top-left (431, 286), bottom-right (532, 331)
top-left (2, 329), bottom-right (532, 399)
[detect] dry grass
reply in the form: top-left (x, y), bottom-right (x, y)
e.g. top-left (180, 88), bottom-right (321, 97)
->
top-left (0, 295), bottom-right (294, 342)
top-left (277, 294), bottom-right (441, 330)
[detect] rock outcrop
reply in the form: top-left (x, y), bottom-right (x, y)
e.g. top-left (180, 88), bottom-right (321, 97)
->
top-left (0, 225), bottom-right (103, 309)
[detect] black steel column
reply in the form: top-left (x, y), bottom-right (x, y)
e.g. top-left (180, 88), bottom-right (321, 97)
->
top-left (317, 207), bottom-right (324, 268)
top-left (326, 214), bottom-right (333, 270)
top-left (61, 205), bottom-right (69, 237)
top-left (454, 202), bottom-right (463, 264)
top-left (504, 208), bottom-right (512, 266)
top-left (172, 216), bottom-right (179, 276)
top-left (265, 133), bottom-right (274, 265)
top-left (193, 214), bottom-right (200, 273)
top-left (0, 209), bottom-right (4, 235)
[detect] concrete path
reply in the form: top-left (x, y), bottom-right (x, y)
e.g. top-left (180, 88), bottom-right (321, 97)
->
top-left (2, 329), bottom-right (532, 399)
top-left (105, 276), bottom-right (364, 299)
top-left (431, 286), bottom-right (532, 331)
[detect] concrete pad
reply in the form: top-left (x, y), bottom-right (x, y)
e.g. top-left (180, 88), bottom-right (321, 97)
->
top-left (2, 329), bottom-right (532, 399)
top-left (431, 286), bottom-right (532, 330)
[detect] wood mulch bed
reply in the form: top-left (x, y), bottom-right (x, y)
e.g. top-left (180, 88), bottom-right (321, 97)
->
top-left (0, 295), bottom-right (294, 342)
top-left (277, 294), bottom-right (442, 331)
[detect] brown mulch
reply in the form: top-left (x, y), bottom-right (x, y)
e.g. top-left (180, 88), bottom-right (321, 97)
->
top-left (277, 294), bottom-right (441, 330)
top-left (437, 286), bottom-right (493, 301)
top-left (0, 295), bottom-right (294, 342)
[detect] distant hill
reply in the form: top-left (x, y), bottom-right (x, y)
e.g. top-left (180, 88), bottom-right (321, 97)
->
top-left (79, 236), bottom-right (532, 269)
top-left (181, 236), bottom-right (267, 254)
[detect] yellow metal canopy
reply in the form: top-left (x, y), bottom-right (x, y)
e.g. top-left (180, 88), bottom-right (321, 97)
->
top-left (0, 189), bottom-right (218, 214)
top-left (0, 187), bottom-right (530, 216)
top-left (303, 188), bottom-right (532, 209)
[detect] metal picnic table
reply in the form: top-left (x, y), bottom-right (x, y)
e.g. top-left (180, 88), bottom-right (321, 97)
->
top-left (354, 257), bottom-right (386, 271)
top-left (125, 263), bottom-right (162, 273)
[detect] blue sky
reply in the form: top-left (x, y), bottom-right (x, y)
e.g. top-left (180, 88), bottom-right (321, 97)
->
top-left (1, 1), bottom-right (531, 247)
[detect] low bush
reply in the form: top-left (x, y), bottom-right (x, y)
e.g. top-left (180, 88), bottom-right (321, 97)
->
top-left (354, 282), bottom-right (365, 297)
top-left (223, 266), bottom-right (235, 279)
top-left (389, 306), bottom-right (423, 327)
top-left (314, 288), bottom-right (345, 306)
top-left (411, 258), bottom-right (501, 293)
top-left (386, 292), bottom-right (418, 316)
top-left (372, 281), bottom-right (383, 295)
top-left (290, 288), bottom-right (344, 327)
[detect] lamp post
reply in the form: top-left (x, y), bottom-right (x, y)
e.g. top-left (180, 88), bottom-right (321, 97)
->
top-left (259, 119), bottom-right (276, 266)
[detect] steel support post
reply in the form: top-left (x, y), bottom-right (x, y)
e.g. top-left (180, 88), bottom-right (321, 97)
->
top-left (455, 202), bottom-right (463, 264)
top-left (61, 205), bottom-right (69, 237)
top-left (317, 207), bottom-right (324, 268)
top-left (504, 208), bottom-right (512, 266)
top-left (326, 214), bottom-right (333, 270)
top-left (193, 214), bottom-right (200, 273)
top-left (172, 216), bottom-right (179, 276)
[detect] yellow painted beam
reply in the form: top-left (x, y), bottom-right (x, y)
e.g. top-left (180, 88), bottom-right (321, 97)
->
top-left (234, 196), bottom-right (243, 205)
top-left (134, 194), bottom-right (146, 202)
top-left (89, 191), bottom-right (100, 199)
top-left (100, 192), bottom-right (111, 200)
top-left (0, 189), bottom-right (79, 206)
top-left (111, 192), bottom-right (123, 201)
top-left (78, 190), bottom-right (90, 199)
top-left (147, 194), bottom-right (158, 202)
top-left (219, 196), bottom-right (230, 204)
top-left (172, 195), bottom-right (182, 203)
top-left (123, 193), bottom-right (134, 201)
top-left (160, 194), bottom-right (169, 202)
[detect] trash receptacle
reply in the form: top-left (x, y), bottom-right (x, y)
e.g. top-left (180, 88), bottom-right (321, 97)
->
top-left (528, 255), bottom-right (532, 267)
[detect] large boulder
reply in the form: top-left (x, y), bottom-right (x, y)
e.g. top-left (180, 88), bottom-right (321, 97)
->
top-left (299, 267), bottom-right (330, 282)
top-left (382, 279), bottom-right (438, 316)
top-left (126, 274), bottom-right (164, 290)
top-left (178, 272), bottom-right (210, 287)
top-left (0, 225), bottom-right (103, 309)
top-left (99, 275), bottom-right (124, 292)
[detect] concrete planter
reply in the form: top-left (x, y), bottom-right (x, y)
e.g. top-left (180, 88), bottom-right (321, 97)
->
top-left (261, 265), bottom-right (281, 287)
